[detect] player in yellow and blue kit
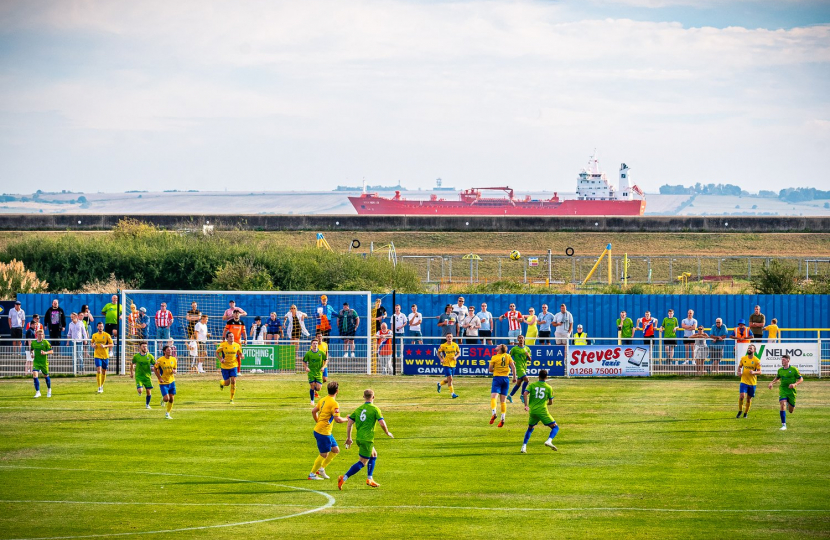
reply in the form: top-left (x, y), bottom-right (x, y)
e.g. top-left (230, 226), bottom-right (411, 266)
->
top-left (737, 344), bottom-right (762, 418)
top-left (216, 332), bottom-right (242, 403)
top-left (309, 381), bottom-right (347, 481)
top-left (91, 321), bottom-right (113, 394)
top-left (436, 333), bottom-right (460, 399)
top-left (488, 344), bottom-right (515, 427)
top-left (154, 345), bottom-right (177, 420)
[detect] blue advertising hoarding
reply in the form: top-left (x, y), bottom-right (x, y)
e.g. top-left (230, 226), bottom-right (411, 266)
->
top-left (402, 344), bottom-right (566, 376)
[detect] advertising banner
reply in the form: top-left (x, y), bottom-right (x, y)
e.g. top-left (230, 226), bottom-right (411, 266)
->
top-left (403, 344), bottom-right (566, 376)
top-left (736, 343), bottom-right (820, 375)
top-left (567, 345), bottom-right (651, 376)
top-left (216, 344), bottom-right (296, 370)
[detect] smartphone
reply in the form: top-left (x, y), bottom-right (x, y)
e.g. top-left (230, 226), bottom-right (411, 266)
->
top-left (628, 347), bottom-right (648, 366)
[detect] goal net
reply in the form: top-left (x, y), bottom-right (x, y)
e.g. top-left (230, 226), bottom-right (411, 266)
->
top-left (119, 290), bottom-right (372, 375)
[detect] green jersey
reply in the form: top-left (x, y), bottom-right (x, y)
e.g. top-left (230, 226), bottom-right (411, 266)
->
top-left (102, 302), bottom-right (122, 325)
top-left (509, 345), bottom-right (531, 375)
top-left (31, 339), bottom-right (51, 370)
top-left (662, 317), bottom-right (679, 338)
top-left (303, 350), bottom-right (326, 380)
top-left (777, 366), bottom-right (802, 395)
top-left (617, 317), bottom-right (634, 338)
top-left (132, 353), bottom-right (156, 379)
top-left (349, 402), bottom-right (384, 442)
top-left (526, 381), bottom-right (553, 415)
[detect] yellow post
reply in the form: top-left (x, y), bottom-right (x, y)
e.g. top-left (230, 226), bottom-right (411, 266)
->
top-left (607, 244), bottom-right (612, 285)
top-left (582, 243), bottom-right (612, 286)
top-left (623, 253), bottom-right (629, 286)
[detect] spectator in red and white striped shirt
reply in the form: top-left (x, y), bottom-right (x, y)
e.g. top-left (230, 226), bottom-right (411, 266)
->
top-left (499, 303), bottom-right (523, 344)
top-left (155, 302), bottom-right (174, 341)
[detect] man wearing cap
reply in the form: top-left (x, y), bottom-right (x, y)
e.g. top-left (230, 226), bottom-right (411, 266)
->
top-left (316, 295), bottom-right (337, 341)
top-left (748, 305), bottom-right (765, 343)
top-left (135, 308), bottom-right (150, 340)
top-left (223, 300), bottom-right (247, 322)
top-left (9, 301), bottom-right (25, 356)
top-left (709, 318), bottom-right (728, 373)
top-left (733, 319), bottom-right (751, 344)
top-left (572, 324), bottom-right (589, 346)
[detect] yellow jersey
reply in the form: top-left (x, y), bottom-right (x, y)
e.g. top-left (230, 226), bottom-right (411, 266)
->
top-left (489, 353), bottom-right (513, 377)
top-left (765, 324), bottom-right (779, 340)
top-left (318, 341), bottom-right (328, 358)
top-left (156, 356), bottom-right (177, 384)
top-left (314, 396), bottom-right (340, 436)
top-left (438, 341), bottom-right (460, 367)
top-left (739, 355), bottom-right (762, 386)
top-left (91, 332), bottom-right (113, 359)
top-left (216, 341), bottom-right (242, 370)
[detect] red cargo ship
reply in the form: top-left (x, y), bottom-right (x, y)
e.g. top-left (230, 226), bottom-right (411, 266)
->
top-left (349, 155), bottom-right (646, 216)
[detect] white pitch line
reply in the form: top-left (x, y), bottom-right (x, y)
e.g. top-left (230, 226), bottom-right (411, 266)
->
top-left (0, 500), bottom-right (315, 508)
top-left (0, 465), bottom-right (335, 540)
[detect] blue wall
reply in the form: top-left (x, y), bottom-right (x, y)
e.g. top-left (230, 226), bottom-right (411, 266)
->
top-left (14, 293), bottom-right (830, 340)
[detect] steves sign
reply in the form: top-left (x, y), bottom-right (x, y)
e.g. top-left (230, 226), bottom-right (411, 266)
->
top-left (567, 345), bottom-right (651, 377)
top-left (403, 344), bottom-right (566, 376)
top-left (736, 343), bottom-right (820, 375)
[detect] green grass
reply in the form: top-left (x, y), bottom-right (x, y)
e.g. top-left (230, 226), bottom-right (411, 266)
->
top-left (1, 375), bottom-right (829, 539)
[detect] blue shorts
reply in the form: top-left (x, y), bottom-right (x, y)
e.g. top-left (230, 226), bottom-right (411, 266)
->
top-left (94, 358), bottom-right (109, 370)
top-left (159, 382), bottom-right (177, 396)
top-left (410, 330), bottom-right (422, 338)
top-left (221, 367), bottom-right (238, 380)
top-left (443, 366), bottom-right (455, 377)
top-left (323, 367), bottom-right (328, 377)
top-left (313, 430), bottom-right (338, 454)
top-left (508, 329), bottom-right (521, 339)
top-left (739, 382), bottom-right (756, 398)
top-left (491, 376), bottom-right (510, 396)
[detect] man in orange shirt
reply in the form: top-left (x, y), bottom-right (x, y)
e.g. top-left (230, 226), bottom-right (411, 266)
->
top-left (732, 319), bottom-right (751, 343)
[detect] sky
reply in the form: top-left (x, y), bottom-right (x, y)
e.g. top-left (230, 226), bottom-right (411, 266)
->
top-left (0, 0), bottom-right (829, 194)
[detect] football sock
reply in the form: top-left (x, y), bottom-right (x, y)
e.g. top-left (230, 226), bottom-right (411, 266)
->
top-left (343, 461), bottom-right (364, 480)
top-left (780, 410), bottom-right (786, 424)
top-left (448, 384), bottom-right (454, 394)
top-left (96, 372), bottom-right (101, 387)
top-left (367, 456), bottom-right (376, 478)
top-left (738, 396), bottom-right (744, 412)
top-left (165, 401), bottom-right (173, 412)
top-left (500, 402), bottom-right (507, 416)
top-left (523, 427), bottom-right (534, 445)
top-left (744, 399), bottom-right (752, 414)
top-left (309, 389), bottom-right (315, 402)
top-left (146, 394), bottom-right (152, 406)
top-left (311, 455), bottom-right (325, 475)
top-left (521, 380), bottom-right (528, 394)
top-left (509, 383), bottom-right (521, 396)
top-left (441, 379), bottom-right (447, 386)
top-left (230, 384), bottom-right (236, 400)
top-left (549, 425), bottom-right (560, 440)
top-left (101, 372), bottom-right (107, 386)
top-left (490, 398), bottom-right (497, 411)
top-left (45, 376), bottom-right (51, 389)
top-left (322, 453), bottom-right (336, 469)
top-left (33, 377), bottom-right (40, 391)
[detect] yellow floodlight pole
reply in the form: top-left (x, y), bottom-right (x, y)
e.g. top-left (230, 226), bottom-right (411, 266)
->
top-left (623, 253), bottom-right (629, 286)
top-left (582, 243), bottom-right (612, 286)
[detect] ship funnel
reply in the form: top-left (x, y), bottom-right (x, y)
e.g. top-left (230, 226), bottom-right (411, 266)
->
top-left (618, 163), bottom-right (631, 200)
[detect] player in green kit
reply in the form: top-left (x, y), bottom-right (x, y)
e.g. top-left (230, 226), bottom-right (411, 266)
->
top-left (521, 369), bottom-right (559, 453)
top-left (338, 389), bottom-right (394, 490)
top-left (768, 354), bottom-right (803, 431)
top-left (30, 329), bottom-right (53, 398)
top-left (507, 334), bottom-right (531, 404)
top-left (130, 342), bottom-right (156, 409)
top-left (303, 339), bottom-right (327, 406)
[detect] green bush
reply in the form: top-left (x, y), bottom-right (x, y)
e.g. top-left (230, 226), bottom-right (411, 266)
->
top-left (751, 260), bottom-right (798, 294)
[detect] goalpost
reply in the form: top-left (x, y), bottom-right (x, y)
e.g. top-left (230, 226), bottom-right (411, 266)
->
top-left (119, 290), bottom-right (372, 376)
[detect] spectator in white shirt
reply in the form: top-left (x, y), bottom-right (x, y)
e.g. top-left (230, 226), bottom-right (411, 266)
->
top-left (681, 309), bottom-right (698, 364)
top-left (66, 312), bottom-right (89, 373)
top-left (9, 301), bottom-right (26, 355)
top-left (193, 314), bottom-right (210, 373)
top-left (476, 302), bottom-right (493, 345)
top-left (552, 303), bottom-right (574, 346)
top-left (451, 297), bottom-right (467, 335)
top-left (408, 305), bottom-right (423, 345)
top-left (392, 305), bottom-right (408, 358)
top-left (537, 304), bottom-right (556, 345)
top-left (250, 316), bottom-right (267, 344)
top-left (460, 307), bottom-right (481, 345)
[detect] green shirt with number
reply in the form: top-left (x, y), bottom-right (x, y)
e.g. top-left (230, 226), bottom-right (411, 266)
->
top-left (777, 366), bottom-right (801, 398)
top-left (509, 345), bottom-right (531, 377)
top-left (527, 381), bottom-right (553, 414)
top-left (303, 350), bottom-right (326, 382)
top-left (31, 339), bottom-right (51, 372)
top-left (132, 353), bottom-right (156, 382)
top-left (349, 403), bottom-right (383, 442)
top-left (662, 317), bottom-right (679, 339)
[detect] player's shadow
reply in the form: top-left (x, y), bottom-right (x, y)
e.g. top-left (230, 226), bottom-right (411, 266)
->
top-left (616, 418), bottom-right (722, 424)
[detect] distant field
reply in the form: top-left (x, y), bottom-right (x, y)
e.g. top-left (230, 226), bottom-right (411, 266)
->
top-left (1, 375), bottom-right (829, 539)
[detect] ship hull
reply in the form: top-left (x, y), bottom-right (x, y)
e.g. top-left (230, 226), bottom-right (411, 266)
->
top-left (349, 197), bottom-right (646, 216)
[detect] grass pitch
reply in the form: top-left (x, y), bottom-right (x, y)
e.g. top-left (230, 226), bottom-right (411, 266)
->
top-left (1, 375), bottom-right (829, 539)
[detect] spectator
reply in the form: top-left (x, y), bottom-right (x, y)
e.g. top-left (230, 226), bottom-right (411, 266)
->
top-left (537, 304), bottom-right (555, 345)
top-left (392, 304), bottom-right (408, 342)
top-left (266, 312), bottom-right (282, 343)
top-left (460, 306), bottom-right (481, 345)
top-left (223, 300), bottom-right (247, 322)
top-left (376, 322), bottom-right (393, 375)
top-left (438, 304), bottom-right (457, 337)
top-left (681, 309), bottom-right (698, 363)
top-left (166, 338), bottom-right (177, 359)
top-left (193, 314), bottom-right (210, 373)
top-left (765, 318), bottom-right (780, 343)
top-left (616, 310), bottom-right (634, 346)
top-left (78, 304), bottom-right (94, 334)
top-left (709, 318), bottom-right (728, 373)
top-left (67, 312), bottom-right (89, 372)
top-left (136, 307), bottom-right (150, 340)
top-left (316, 295), bottom-right (337, 341)
top-left (187, 338), bottom-right (199, 373)
top-left (573, 324), bottom-right (589, 345)
top-left (451, 297), bottom-right (467, 334)
top-left (691, 325), bottom-right (710, 375)
top-left (337, 302), bottom-right (360, 358)
top-left (476, 302), bottom-right (494, 345)
top-left (101, 295), bottom-right (122, 344)
top-left (250, 316), bottom-right (267, 344)
top-left (226, 309), bottom-right (248, 344)
top-left (9, 300), bottom-right (25, 356)
top-left (186, 301), bottom-right (201, 340)
top-left (523, 308), bottom-right (538, 345)
top-left (155, 302), bottom-right (174, 341)
top-left (748, 305), bottom-right (765, 342)
top-left (408, 304), bottom-right (423, 345)
top-left (24, 316), bottom-right (38, 373)
top-left (552, 304), bottom-right (573, 346)
top-left (733, 319), bottom-right (751, 344)
top-left (371, 298), bottom-right (387, 336)
top-left (636, 310), bottom-right (658, 356)
top-left (499, 303), bottom-right (523, 344)
top-left (44, 299), bottom-right (66, 350)
top-left (126, 304), bottom-right (140, 358)
top-left (660, 309), bottom-right (679, 363)
top-left (284, 304), bottom-right (309, 344)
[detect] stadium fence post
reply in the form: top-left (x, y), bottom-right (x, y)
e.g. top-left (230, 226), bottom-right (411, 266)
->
top-left (391, 289), bottom-right (396, 375)
top-left (72, 341), bottom-right (77, 376)
top-left (116, 289), bottom-right (122, 375)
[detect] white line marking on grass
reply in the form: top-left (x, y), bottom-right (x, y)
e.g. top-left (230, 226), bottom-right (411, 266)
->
top-left (0, 500), bottom-right (315, 508)
top-left (334, 505), bottom-right (830, 513)
top-left (0, 465), bottom-right (334, 540)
